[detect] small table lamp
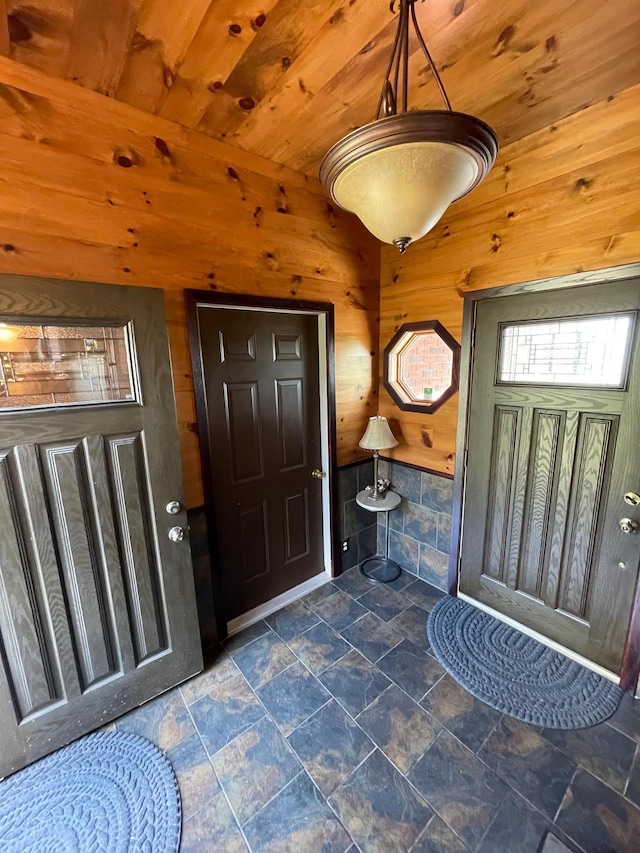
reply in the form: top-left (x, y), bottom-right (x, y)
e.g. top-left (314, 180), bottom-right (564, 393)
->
top-left (359, 415), bottom-right (398, 500)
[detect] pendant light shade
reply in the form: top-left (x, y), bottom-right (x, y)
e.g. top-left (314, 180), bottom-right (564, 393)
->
top-left (319, 0), bottom-right (498, 253)
top-left (320, 112), bottom-right (497, 249)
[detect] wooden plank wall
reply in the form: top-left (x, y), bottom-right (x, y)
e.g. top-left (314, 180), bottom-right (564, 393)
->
top-left (0, 57), bottom-right (379, 508)
top-left (379, 82), bottom-right (640, 475)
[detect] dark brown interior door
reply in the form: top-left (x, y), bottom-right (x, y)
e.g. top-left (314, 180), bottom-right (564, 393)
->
top-left (459, 279), bottom-right (640, 673)
top-left (0, 275), bottom-right (202, 777)
top-left (197, 306), bottom-right (325, 620)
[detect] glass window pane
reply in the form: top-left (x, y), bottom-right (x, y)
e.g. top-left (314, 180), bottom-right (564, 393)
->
top-left (498, 313), bottom-right (634, 388)
top-left (0, 319), bottom-right (137, 411)
top-left (397, 330), bottom-right (454, 402)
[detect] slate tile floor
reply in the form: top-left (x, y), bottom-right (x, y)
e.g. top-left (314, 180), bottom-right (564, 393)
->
top-left (114, 569), bottom-right (640, 853)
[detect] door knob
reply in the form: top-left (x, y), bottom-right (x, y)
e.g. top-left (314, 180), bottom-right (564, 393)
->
top-left (166, 500), bottom-right (182, 514)
top-left (619, 518), bottom-right (638, 535)
top-left (311, 469), bottom-right (325, 479)
top-left (168, 526), bottom-right (185, 542)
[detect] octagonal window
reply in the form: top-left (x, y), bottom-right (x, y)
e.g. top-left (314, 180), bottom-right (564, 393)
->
top-left (383, 321), bottom-right (460, 414)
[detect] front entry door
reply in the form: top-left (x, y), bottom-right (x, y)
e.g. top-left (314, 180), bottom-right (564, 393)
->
top-left (0, 275), bottom-right (202, 777)
top-left (196, 306), bottom-right (325, 620)
top-left (459, 279), bottom-right (640, 674)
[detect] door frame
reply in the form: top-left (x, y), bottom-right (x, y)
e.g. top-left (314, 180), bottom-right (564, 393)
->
top-left (185, 290), bottom-right (337, 640)
top-left (449, 261), bottom-right (640, 692)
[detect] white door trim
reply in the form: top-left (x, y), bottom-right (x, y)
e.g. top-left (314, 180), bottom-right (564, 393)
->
top-left (227, 573), bottom-right (332, 637)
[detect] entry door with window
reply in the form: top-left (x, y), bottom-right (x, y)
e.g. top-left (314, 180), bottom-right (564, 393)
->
top-left (0, 275), bottom-right (202, 777)
top-left (196, 306), bottom-right (326, 620)
top-left (459, 279), bottom-right (640, 674)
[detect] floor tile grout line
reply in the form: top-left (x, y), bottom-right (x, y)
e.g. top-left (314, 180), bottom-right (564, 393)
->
top-left (536, 733), bottom-right (640, 806)
top-left (395, 726), bottom-right (476, 852)
top-left (186, 667), bottom-right (321, 845)
top-left (472, 731), bottom-right (575, 829)
top-left (406, 812), bottom-right (470, 853)
top-left (473, 712), bottom-right (505, 757)
top-left (624, 741), bottom-right (639, 799)
top-left (553, 765), bottom-right (580, 825)
top-left (298, 764), bottom-right (359, 852)
top-left (353, 685), bottom-right (443, 779)
top-left (238, 768), bottom-right (306, 833)
top-left (532, 724), bottom-right (638, 801)
top-left (238, 763), bottom-right (356, 852)
top-left (178, 696), bottom-right (250, 838)
top-left (418, 717), bottom-right (568, 838)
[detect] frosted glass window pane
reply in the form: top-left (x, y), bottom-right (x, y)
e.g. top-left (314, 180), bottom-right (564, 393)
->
top-left (498, 313), bottom-right (634, 388)
top-left (0, 320), bottom-right (137, 410)
top-left (397, 330), bottom-right (454, 402)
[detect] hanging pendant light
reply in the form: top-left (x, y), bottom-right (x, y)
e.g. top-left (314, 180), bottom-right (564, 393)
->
top-left (319, 0), bottom-right (498, 253)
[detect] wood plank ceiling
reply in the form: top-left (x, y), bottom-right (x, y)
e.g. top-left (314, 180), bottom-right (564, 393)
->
top-left (3, 0), bottom-right (640, 178)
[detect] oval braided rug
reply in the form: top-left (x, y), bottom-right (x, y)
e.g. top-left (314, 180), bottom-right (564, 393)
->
top-left (0, 731), bottom-right (181, 853)
top-left (427, 596), bottom-right (623, 729)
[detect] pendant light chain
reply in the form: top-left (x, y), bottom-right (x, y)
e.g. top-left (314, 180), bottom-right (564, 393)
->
top-left (410, 1), bottom-right (452, 111)
top-left (319, 0), bottom-right (497, 252)
top-left (376, 0), bottom-right (452, 120)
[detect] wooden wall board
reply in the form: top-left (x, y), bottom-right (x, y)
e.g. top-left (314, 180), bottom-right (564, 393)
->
top-left (158, 0), bottom-right (281, 128)
top-left (0, 1), bottom-right (8, 56)
top-left (115, 0), bottom-right (213, 113)
top-left (379, 81), bottom-right (640, 474)
top-left (0, 58), bottom-right (379, 508)
top-left (224, 0), bottom-right (640, 173)
top-left (2, 1), bottom-right (639, 177)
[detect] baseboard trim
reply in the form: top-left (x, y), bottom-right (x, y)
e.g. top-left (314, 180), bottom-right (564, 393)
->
top-left (457, 591), bottom-right (620, 685)
top-left (227, 572), bottom-right (331, 637)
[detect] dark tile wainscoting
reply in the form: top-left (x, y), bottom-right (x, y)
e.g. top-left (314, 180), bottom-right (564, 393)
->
top-left (337, 459), bottom-right (378, 572)
top-left (375, 459), bottom-right (453, 591)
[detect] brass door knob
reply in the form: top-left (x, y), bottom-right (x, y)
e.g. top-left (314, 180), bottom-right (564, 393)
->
top-left (311, 469), bottom-right (325, 479)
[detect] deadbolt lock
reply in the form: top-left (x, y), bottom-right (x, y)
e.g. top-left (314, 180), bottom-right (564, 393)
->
top-left (166, 500), bottom-right (182, 514)
top-left (168, 526), bottom-right (185, 542)
top-left (624, 492), bottom-right (640, 507)
top-left (619, 517), bottom-right (638, 535)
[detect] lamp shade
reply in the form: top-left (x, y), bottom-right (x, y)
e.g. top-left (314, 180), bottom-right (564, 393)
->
top-left (359, 416), bottom-right (398, 451)
top-left (320, 111), bottom-right (498, 251)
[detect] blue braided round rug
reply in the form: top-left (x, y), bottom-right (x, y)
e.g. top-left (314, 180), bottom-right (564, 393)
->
top-left (0, 731), bottom-right (181, 853)
top-left (427, 596), bottom-right (623, 729)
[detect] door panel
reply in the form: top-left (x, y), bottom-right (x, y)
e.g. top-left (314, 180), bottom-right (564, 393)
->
top-left (197, 307), bottom-right (324, 620)
top-left (460, 280), bottom-right (640, 673)
top-left (0, 275), bottom-right (202, 777)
